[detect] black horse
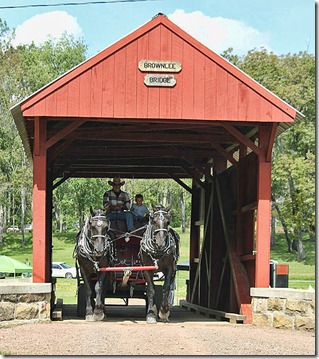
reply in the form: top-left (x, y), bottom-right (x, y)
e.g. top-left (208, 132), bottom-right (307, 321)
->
top-left (139, 204), bottom-right (180, 323)
top-left (74, 207), bottom-right (113, 321)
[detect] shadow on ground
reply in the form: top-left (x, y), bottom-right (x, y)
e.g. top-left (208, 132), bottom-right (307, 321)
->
top-left (62, 300), bottom-right (223, 324)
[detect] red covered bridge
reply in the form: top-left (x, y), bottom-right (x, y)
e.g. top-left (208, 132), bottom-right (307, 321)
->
top-left (11, 13), bottom-right (301, 322)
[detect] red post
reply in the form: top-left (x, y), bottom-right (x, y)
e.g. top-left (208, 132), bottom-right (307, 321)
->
top-left (255, 126), bottom-right (272, 287)
top-left (32, 117), bottom-right (48, 283)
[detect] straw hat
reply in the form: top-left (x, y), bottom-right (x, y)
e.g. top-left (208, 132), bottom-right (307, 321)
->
top-left (108, 177), bottom-right (125, 186)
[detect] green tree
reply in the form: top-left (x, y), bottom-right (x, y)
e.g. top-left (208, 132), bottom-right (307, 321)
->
top-left (222, 48), bottom-right (315, 260)
top-left (0, 19), bottom-right (87, 243)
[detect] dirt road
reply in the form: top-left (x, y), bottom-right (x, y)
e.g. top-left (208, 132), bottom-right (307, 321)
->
top-left (0, 304), bottom-right (315, 356)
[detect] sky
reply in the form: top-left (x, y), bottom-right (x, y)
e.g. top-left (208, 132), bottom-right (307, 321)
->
top-left (0, 0), bottom-right (316, 58)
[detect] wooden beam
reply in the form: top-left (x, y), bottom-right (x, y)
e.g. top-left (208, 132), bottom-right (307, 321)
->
top-left (66, 130), bottom-right (234, 144)
top-left (180, 166), bottom-right (205, 189)
top-left (223, 124), bottom-right (261, 156)
top-left (48, 139), bottom-right (75, 162)
top-left (49, 146), bottom-right (218, 159)
top-left (45, 119), bottom-right (86, 149)
top-left (182, 157), bottom-right (214, 182)
top-left (169, 174), bottom-right (192, 193)
top-left (210, 142), bottom-right (238, 167)
top-left (266, 123), bottom-right (278, 162)
top-left (215, 176), bottom-right (252, 323)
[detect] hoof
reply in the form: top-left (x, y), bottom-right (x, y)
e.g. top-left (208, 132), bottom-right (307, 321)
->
top-left (146, 314), bottom-right (157, 324)
top-left (159, 309), bottom-right (170, 322)
top-left (85, 314), bottom-right (95, 321)
top-left (93, 311), bottom-right (105, 321)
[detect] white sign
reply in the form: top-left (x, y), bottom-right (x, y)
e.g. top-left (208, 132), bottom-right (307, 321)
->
top-left (144, 74), bottom-right (176, 87)
top-left (139, 60), bottom-right (182, 73)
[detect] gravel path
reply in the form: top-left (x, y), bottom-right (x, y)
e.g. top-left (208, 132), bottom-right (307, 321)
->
top-left (0, 304), bottom-right (315, 356)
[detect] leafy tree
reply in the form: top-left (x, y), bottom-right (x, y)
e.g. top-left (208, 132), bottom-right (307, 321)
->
top-left (0, 18), bottom-right (87, 244)
top-left (222, 48), bottom-right (315, 260)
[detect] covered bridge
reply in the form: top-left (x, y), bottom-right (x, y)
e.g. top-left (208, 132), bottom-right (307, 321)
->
top-left (11, 13), bottom-right (301, 322)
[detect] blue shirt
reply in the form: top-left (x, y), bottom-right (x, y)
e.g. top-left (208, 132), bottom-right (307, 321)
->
top-left (130, 203), bottom-right (149, 218)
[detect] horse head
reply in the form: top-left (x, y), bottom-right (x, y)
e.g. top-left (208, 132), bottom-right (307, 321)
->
top-left (89, 206), bottom-right (110, 256)
top-left (150, 203), bottom-right (172, 250)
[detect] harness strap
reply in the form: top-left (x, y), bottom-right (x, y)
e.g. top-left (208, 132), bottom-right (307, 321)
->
top-left (74, 213), bottom-right (113, 266)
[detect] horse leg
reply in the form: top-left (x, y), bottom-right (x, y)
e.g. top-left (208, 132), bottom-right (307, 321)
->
top-left (159, 268), bottom-right (174, 322)
top-left (144, 270), bottom-right (157, 324)
top-left (82, 274), bottom-right (95, 321)
top-left (93, 272), bottom-right (106, 321)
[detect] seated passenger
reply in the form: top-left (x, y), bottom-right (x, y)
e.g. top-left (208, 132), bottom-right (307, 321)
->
top-left (130, 194), bottom-right (150, 226)
top-left (103, 177), bottom-right (134, 231)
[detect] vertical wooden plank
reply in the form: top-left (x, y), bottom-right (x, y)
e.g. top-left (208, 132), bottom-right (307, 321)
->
top-left (238, 82), bottom-right (248, 121)
top-left (271, 105), bottom-right (285, 122)
top-left (136, 34), bottom-right (149, 118)
top-left (259, 97), bottom-right (272, 122)
top-left (45, 91), bottom-right (57, 117)
top-left (189, 182), bottom-right (201, 303)
top-left (226, 73), bottom-right (239, 120)
top-left (33, 117), bottom-right (48, 283)
top-left (193, 51), bottom-right (205, 119)
top-left (101, 56), bottom-right (114, 118)
top-left (204, 58), bottom-right (217, 119)
top-left (32, 99), bottom-right (45, 116)
top-left (90, 64), bottom-right (103, 117)
top-left (125, 42), bottom-right (138, 118)
top-left (113, 49), bottom-right (126, 118)
top-left (79, 69), bottom-right (92, 117)
top-left (55, 84), bottom-right (68, 117)
top-left (159, 26), bottom-right (171, 119)
top-left (245, 88), bottom-right (259, 122)
top-left (216, 65), bottom-right (228, 119)
top-left (181, 41), bottom-right (194, 119)
top-left (67, 77), bottom-right (80, 117)
top-left (147, 25), bottom-right (161, 118)
top-left (170, 33), bottom-right (183, 119)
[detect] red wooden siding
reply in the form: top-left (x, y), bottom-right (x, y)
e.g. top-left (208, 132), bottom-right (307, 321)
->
top-left (21, 16), bottom-right (296, 124)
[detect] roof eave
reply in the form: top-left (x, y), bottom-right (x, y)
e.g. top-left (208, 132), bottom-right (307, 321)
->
top-left (10, 103), bottom-right (33, 167)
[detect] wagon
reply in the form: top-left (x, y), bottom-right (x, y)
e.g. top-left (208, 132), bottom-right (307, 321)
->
top-left (76, 219), bottom-right (172, 317)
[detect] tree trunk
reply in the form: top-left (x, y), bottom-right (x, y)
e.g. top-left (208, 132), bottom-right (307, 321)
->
top-left (180, 189), bottom-right (186, 233)
top-left (270, 209), bottom-right (276, 247)
top-left (272, 195), bottom-right (291, 251)
top-left (295, 230), bottom-right (306, 261)
top-left (20, 186), bottom-right (26, 248)
top-left (53, 197), bottom-right (62, 232)
top-left (0, 205), bottom-right (4, 243)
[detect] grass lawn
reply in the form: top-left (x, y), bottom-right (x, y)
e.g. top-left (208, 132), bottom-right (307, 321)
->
top-left (0, 228), bottom-right (315, 304)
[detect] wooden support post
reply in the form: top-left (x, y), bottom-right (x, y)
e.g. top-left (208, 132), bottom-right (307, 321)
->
top-left (215, 176), bottom-right (252, 323)
top-left (32, 117), bottom-right (49, 283)
top-left (189, 181), bottom-right (201, 303)
top-left (255, 126), bottom-right (272, 287)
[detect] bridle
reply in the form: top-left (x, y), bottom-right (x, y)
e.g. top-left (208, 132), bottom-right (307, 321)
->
top-left (88, 214), bottom-right (111, 246)
top-left (151, 210), bottom-right (170, 238)
top-left (140, 210), bottom-right (176, 262)
top-left (75, 213), bottom-right (113, 267)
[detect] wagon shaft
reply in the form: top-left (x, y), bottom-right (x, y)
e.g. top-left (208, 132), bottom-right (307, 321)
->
top-left (99, 265), bottom-right (157, 272)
